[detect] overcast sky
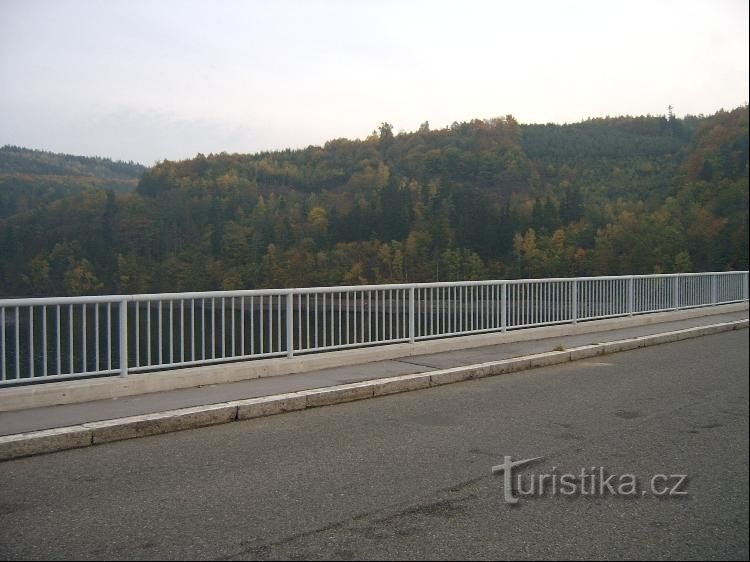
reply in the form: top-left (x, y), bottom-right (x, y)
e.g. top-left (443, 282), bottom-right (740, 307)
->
top-left (1, 0), bottom-right (748, 165)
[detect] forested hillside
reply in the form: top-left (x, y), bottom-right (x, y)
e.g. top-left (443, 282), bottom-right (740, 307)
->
top-left (0, 146), bottom-right (145, 220)
top-left (0, 107), bottom-right (747, 297)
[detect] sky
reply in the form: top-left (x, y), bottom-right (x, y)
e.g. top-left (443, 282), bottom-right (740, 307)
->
top-left (1, 0), bottom-right (748, 165)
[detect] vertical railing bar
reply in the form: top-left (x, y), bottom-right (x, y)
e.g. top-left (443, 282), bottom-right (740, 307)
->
top-left (436, 287), bottom-right (440, 334)
top-left (108, 302), bottom-right (113, 370)
top-left (170, 299), bottom-right (175, 363)
top-left (556, 281), bottom-right (560, 322)
top-left (453, 285), bottom-right (464, 333)
top-left (221, 297), bottom-right (225, 358)
top-left (41, 305), bottom-right (47, 377)
top-left (439, 286), bottom-right (443, 334)
top-left (56, 305), bottom-right (61, 375)
top-left (430, 287), bottom-right (434, 336)
top-left (536, 281), bottom-right (547, 324)
top-left (494, 283), bottom-right (498, 329)
top-left (158, 300), bottom-right (163, 365)
top-left (353, 291), bottom-right (357, 343)
top-left (192, 299), bottom-right (196, 361)
top-left (135, 302), bottom-right (140, 368)
top-left (230, 297), bottom-right (235, 358)
top-left (0, 304), bottom-right (4, 381)
top-left (409, 286), bottom-right (415, 344)
top-left (286, 292), bottom-right (294, 358)
top-left (277, 294), bottom-right (281, 353)
top-left (178, 299), bottom-right (184, 362)
top-left (201, 298), bottom-right (206, 360)
top-left (382, 289), bottom-right (386, 341)
top-left (539, 282), bottom-right (543, 324)
top-left (147, 302), bottom-right (152, 366)
top-left (0, 307), bottom-right (4, 380)
top-left (389, 290), bottom-right (393, 340)
top-left (527, 282), bottom-right (531, 325)
top-left (394, 289), bottom-right (399, 339)
top-left (80, 304), bottom-right (85, 373)
top-left (360, 290), bottom-right (365, 343)
top-left (259, 295), bottom-right (264, 354)
top-left (477, 284), bottom-right (480, 330)
top-left (338, 292), bottom-right (342, 346)
top-left (628, 276), bottom-right (634, 316)
top-left (314, 293), bottom-right (319, 349)
top-left (539, 283), bottom-right (544, 324)
top-left (445, 286), bottom-right (449, 333)
top-left (297, 294), bottom-right (302, 352)
top-left (555, 281), bottom-right (559, 322)
top-left (249, 296), bottom-right (254, 355)
top-left (15, 307), bottom-right (21, 378)
top-left (432, 287), bottom-right (436, 335)
top-left (368, 290), bottom-right (372, 342)
top-left (305, 294), bottom-right (310, 350)
top-left (376, 290), bottom-right (380, 341)
top-left (420, 288), bottom-right (424, 337)
top-left (488, 285), bottom-right (492, 330)
top-left (118, 299), bottom-right (128, 376)
top-left (416, 287), bottom-right (420, 337)
top-left (211, 297), bottom-right (216, 359)
top-left (559, 281), bottom-right (563, 322)
top-left (463, 286), bottom-right (467, 331)
top-left (240, 297), bottom-right (244, 356)
top-left (94, 303), bottom-right (99, 373)
top-left (479, 285), bottom-right (483, 329)
top-left (572, 279), bottom-right (578, 323)
top-left (451, 286), bottom-right (455, 333)
top-left (501, 282), bottom-right (507, 332)
top-left (471, 286), bottom-right (475, 331)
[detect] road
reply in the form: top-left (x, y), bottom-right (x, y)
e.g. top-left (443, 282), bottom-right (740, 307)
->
top-left (1, 330), bottom-right (748, 560)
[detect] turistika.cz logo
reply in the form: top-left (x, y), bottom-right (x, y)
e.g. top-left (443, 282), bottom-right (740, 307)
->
top-left (491, 456), bottom-right (689, 504)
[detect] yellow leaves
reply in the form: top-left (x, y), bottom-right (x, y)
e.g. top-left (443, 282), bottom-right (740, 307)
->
top-left (307, 206), bottom-right (328, 234)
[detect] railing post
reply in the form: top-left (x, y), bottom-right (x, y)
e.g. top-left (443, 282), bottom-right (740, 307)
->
top-left (673, 275), bottom-right (680, 310)
top-left (627, 276), bottom-right (634, 316)
top-left (119, 299), bottom-right (128, 376)
top-left (711, 273), bottom-right (717, 305)
top-left (409, 286), bottom-right (415, 344)
top-left (744, 272), bottom-right (749, 302)
top-left (571, 279), bottom-right (578, 323)
top-left (501, 282), bottom-right (507, 332)
top-left (286, 292), bottom-right (294, 358)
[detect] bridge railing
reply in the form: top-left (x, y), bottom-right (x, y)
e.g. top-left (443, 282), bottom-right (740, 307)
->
top-left (1, 271), bottom-right (747, 386)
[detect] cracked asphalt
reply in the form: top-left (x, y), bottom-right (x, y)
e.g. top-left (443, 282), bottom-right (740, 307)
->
top-left (1, 329), bottom-right (748, 560)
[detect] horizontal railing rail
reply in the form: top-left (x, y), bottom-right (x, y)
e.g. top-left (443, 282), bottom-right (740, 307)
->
top-left (1, 271), bottom-right (747, 386)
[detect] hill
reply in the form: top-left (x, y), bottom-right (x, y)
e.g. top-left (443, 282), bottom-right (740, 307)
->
top-left (0, 107), bottom-right (747, 297)
top-left (0, 146), bottom-right (146, 219)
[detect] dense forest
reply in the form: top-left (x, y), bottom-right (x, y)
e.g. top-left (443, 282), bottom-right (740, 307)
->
top-left (0, 146), bottom-right (144, 220)
top-left (0, 106), bottom-right (747, 297)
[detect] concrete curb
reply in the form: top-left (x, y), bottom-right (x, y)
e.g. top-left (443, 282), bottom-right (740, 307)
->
top-left (1, 318), bottom-right (746, 461)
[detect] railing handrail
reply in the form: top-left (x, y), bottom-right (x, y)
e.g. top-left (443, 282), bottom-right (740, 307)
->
top-left (1, 270), bottom-right (747, 307)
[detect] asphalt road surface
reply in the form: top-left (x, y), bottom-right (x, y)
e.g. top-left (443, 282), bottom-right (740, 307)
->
top-left (1, 330), bottom-right (748, 560)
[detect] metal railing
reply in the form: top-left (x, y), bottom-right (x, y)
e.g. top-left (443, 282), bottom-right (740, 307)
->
top-left (1, 271), bottom-right (747, 386)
